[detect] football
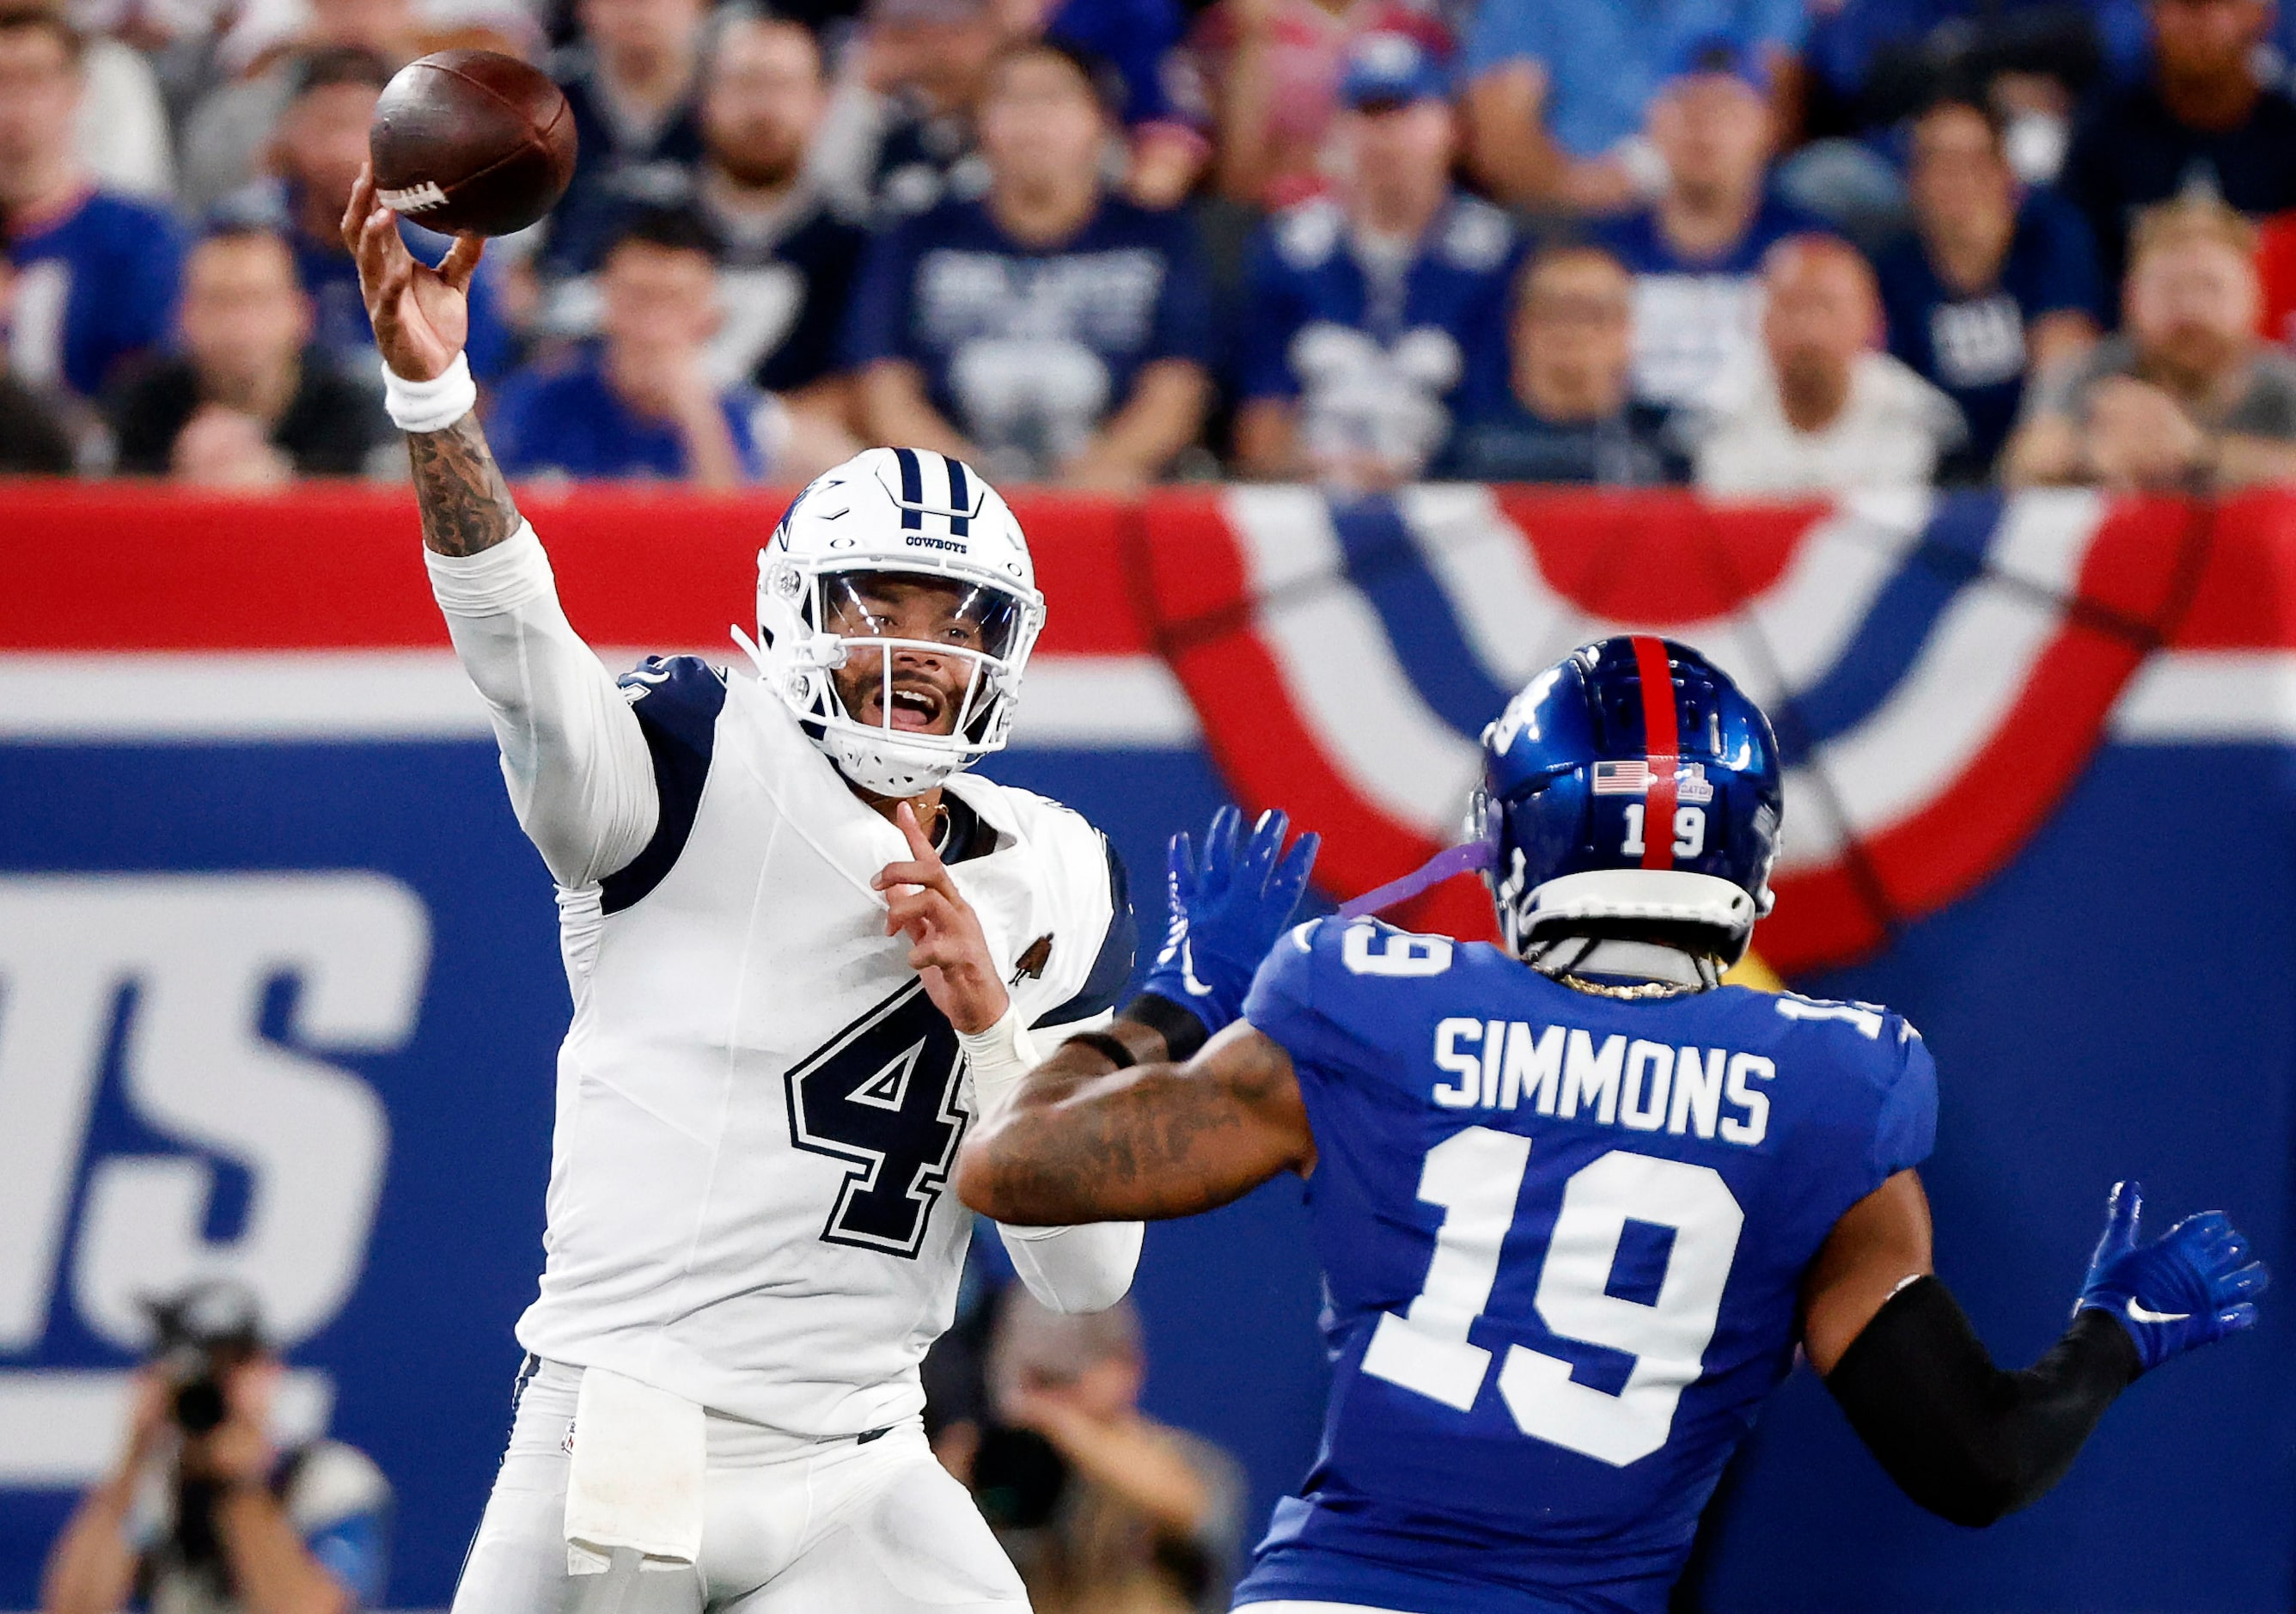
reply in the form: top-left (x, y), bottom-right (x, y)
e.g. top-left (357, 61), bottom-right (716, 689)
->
top-left (368, 49), bottom-right (577, 238)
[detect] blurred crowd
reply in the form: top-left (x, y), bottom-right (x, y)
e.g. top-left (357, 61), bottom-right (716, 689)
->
top-left (925, 1258), bottom-right (1247, 1614)
top-left (8, 0), bottom-right (2296, 493)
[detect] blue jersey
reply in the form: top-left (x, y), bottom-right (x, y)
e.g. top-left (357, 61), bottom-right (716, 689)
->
top-left (1046, 0), bottom-right (1190, 126)
top-left (1597, 193), bottom-right (1825, 409)
top-left (289, 219), bottom-right (515, 387)
top-left (7, 188), bottom-right (184, 400)
top-left (1237, 194), bottom-right (1520, 475)
top-left (540, 49), bottom-right (707, 276)
top-left (488, 348), bottom-right (766, 482)
top-left (1234, 919), bottom-right (1936, 1614)
top-left (1874, 189), bottom-right (2106, 474)
top-left (841, 193), bottom-right (1215, 482)
top-left (1463, 0), bottom-right (1807, 160)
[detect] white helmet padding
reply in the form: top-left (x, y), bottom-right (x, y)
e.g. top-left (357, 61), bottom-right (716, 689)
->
top-left (736, 448), bottom-right (1043, 798)
top-left (1509, 868), bottom-right (1767, 966)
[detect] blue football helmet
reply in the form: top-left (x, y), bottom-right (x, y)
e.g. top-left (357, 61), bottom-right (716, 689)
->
top-left (1469, 637), bottom-right (1785, 965)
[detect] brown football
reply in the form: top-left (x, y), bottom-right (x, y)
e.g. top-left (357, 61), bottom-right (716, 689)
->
top-left (368, 50), bottom-right (577, 238)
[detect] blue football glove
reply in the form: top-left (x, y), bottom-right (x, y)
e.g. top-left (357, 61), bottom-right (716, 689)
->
top-left (1137, 806), bottom-right (1319, 1037)
top-left (2075, 1181), bottom-right (2268, 1373)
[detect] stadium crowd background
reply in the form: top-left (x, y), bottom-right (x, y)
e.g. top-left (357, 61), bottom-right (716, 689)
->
top-left (8, 0), bottom-right (2296, 492)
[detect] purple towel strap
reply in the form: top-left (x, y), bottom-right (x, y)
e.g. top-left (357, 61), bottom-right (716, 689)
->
top-left (1336, 841), bottom-right (1493, 920)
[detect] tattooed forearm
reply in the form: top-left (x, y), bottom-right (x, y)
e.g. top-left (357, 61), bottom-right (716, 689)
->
top-left (992, 1080), bottom-right (1254, 1221)
top-left (406, 413), bottom-right (520, 557)
top-left (955, 1030), bottom-right (1313, 1223)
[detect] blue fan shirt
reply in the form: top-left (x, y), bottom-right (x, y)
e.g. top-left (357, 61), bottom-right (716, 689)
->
top-left (1232, 917), bottom-right (1936, 1614)
top-left (540, 48), bottom-right (708, 277)
top-left (1237, 193), bottom-right (1522, 477)
top-left (1875, 188), bottom-right (2105, 474)
top-left (1046, 0), bottom-right (1190, 126)
top-left (1597, 193), bottom-right (1827, 408)
top-left (1462, 0), bottom-right (1807, 160)
top-left (842, 193), bottom-right (1214, 483)
top-left (488, 347), bottom-right (766, 482)
top-left (6, 188), bottom-right (185, 400)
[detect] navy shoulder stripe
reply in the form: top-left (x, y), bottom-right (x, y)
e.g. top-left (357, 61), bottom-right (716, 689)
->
top-left (601, 656), bottom-right (728, 915)
top-left (1032, 837), bottom-right (1136, 1028)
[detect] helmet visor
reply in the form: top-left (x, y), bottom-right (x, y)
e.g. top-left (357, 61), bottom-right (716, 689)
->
top-left (816, 570), bottom-right (1029, 663)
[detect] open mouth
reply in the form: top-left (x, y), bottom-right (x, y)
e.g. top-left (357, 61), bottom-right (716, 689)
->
top-left (874, 681), bottom-right (950, 733)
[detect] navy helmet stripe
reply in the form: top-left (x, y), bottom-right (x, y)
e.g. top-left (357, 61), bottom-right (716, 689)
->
top-left (945, 457), bottom-right (971, 538)
top-left (895, 447), bottom-right (924, 530)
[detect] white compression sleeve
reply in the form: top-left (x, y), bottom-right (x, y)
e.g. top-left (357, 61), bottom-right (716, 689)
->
top-left (427, 526), bottom-right (661, 887)
top-left (997, 1218), bottom-right (1145, 1316)
top-left (972, 1008), bottom-right (1145, 1315)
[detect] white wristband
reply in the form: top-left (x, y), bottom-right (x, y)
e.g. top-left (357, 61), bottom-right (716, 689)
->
top-left (382, 352), bottom-right (478, 433)
top-left (959, 1003), bottom-right (1040, 1126)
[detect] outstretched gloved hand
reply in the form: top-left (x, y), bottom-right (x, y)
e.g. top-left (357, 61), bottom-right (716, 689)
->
top-left (1137, 806), bottom-right (1319, 1038)
top-left (2075, 1181), bottom-right (2268, 1373)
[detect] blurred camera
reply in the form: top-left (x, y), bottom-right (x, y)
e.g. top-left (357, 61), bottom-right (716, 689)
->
top-left (144, 1281), bottom-right (265, 1436)
top-left (969, 1423), bottom-right (1068, 1530)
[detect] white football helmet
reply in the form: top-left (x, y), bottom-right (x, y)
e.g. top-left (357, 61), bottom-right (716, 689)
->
top-left (736, 448), bottom-right (1044, 798)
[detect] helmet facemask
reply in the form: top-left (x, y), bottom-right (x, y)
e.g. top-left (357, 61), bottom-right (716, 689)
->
top-left (746, 556), bottom-right (1045, 798)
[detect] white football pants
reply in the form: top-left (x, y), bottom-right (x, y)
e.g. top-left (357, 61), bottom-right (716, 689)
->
top-left (451, 1361), bottom-right (1029, 1614)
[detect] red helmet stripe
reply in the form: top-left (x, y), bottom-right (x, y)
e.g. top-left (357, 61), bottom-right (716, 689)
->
top-left (1632, 635), bottom-right (1678, 871)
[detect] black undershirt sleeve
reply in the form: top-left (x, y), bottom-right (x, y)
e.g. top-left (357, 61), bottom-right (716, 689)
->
top-left (1823, 1275), bottom-right (2143, 1527)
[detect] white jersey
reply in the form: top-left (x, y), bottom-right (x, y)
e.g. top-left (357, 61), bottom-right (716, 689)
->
top-left (427, 525), bottom-right (1139, 1437)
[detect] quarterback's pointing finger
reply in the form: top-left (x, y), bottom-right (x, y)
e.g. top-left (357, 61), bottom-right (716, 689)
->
top-left (895, 799), bottom-right (937, 860)
top-left (874, 802), bottom-right (962, 901)
top-left (875, 821), bottom-right (1010, 1030)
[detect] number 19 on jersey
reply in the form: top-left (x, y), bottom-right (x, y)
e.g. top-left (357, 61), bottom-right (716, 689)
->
top-left (1359, 1130), bottom-right (1745, 1467)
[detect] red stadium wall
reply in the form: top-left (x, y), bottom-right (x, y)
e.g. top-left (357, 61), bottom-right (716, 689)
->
top-left (9, 480), bottom-right (2295, 971)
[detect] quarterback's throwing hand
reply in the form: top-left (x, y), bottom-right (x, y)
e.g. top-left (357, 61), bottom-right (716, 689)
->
top-left (876, 802), bottom-right (1009, 1035)
top-left (1139, 806), bottom-right (1320, 1036)
top-left (2076, 1181), bottom-right (2268, 1372)
top-left (339, 162), bottom-right (481, 383)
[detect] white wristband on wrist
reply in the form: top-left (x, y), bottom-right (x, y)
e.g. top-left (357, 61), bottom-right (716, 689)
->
top-left (382, 352), bottom-right (478, 433)
top-left (959, 1003), bottom-right (1039, 1126)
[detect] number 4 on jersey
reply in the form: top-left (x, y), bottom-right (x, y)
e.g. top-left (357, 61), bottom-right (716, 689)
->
top-left (1361, 1129), bottom-right (1745, 1466)
top-left (785, 981), bottom-right (968, 1258)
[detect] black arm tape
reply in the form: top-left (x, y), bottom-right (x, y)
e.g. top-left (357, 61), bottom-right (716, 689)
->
top-left (1823, 1275), bottom-right (2141, 1528)
top-left (1061, 1030), bottom-right (1138, 1071)
top-left (1121, 991), bottom-right (1212, 1063)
